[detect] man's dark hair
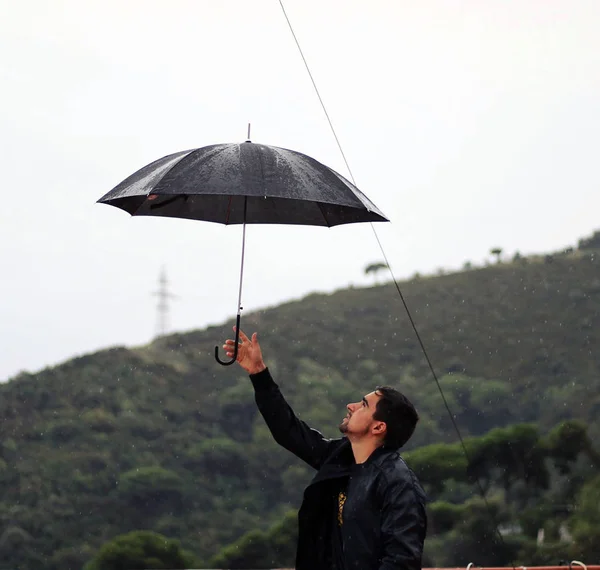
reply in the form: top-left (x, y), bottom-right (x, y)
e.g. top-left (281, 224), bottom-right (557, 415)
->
top-left (373, 386), bottom-right (419, 449)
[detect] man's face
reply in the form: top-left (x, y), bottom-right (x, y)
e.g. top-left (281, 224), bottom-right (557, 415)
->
top-left (339, 391), bottom-right (382, 437)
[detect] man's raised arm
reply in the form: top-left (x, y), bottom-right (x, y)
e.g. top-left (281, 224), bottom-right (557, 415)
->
top-left (223, 328), bottom-right (336, 470)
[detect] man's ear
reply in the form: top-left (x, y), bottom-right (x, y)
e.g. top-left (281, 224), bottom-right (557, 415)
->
top-left (372, 421), bottom-right (387, 436)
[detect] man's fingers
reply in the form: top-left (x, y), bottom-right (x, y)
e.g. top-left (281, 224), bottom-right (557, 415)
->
top-left (252, 332), bottom-right (258, 343)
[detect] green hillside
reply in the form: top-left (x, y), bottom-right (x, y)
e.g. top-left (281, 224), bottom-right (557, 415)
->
top-left (1, 238), bottom-right (599, 568)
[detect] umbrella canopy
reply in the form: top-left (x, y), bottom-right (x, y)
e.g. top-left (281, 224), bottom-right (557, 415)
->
top-left (97, 141), bottom-right (389, 227)
top-left (98, 140), bottom-right (389, 365)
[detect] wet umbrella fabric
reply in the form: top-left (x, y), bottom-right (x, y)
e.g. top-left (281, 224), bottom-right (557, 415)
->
top-left (97, 142), bottom-right (389, 226)
top-left (98, 141), bottom-right (389, 364)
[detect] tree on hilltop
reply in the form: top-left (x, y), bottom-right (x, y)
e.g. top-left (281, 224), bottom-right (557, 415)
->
top-left (490, 248), bottom-right (503, 263)
top-left (364, 261), bottom-right (388, 284)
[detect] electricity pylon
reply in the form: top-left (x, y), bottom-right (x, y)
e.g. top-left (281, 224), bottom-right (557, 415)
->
top-left (153, 266), bottom-right (177, 337)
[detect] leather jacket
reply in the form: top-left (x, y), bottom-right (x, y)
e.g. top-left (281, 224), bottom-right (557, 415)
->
top-left (250, 368), bottom-right (427, 570)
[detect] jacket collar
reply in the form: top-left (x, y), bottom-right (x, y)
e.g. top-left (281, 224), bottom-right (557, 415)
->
top-left (307, 440), bottom-right (398, 488)
top-left (361, 444), bottom-right (397, 466)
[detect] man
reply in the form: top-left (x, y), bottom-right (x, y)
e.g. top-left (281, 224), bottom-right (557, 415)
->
top-left (222, 328), bottom-right (427, 570)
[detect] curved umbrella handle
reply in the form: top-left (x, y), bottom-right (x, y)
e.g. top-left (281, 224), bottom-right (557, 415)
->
top-left (215, 315), bottom-right (241, 366)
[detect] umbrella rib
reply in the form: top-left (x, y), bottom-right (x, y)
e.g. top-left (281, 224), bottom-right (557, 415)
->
top-left (225, 196), bottom-right (233, 225)
top-left (316, 202), bottom-right (331, 227)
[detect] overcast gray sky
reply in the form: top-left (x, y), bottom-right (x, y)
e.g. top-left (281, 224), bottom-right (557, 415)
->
top-left (1, 0), bottom-right (599, 381)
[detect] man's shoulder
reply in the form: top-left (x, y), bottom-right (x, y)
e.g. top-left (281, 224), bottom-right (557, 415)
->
top-left (375, 449), bottom-right (410, 474)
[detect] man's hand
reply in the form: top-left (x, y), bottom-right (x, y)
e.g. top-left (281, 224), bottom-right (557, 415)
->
top-left (223, 327), bottom-right (266, 375)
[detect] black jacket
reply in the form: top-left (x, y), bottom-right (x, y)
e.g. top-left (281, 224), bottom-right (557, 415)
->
top-left (250, 368), bottom-right (427, 570)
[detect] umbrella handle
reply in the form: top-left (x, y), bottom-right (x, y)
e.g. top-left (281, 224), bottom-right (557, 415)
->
top-left (215, 314), bottom-right (241, 366)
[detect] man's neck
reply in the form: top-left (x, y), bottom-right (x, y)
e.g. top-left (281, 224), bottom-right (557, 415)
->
top-left (350, 439), bottom-right (383, 464)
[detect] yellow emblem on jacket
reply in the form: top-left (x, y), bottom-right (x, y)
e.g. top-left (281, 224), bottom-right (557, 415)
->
top-left (337, 491), bottom-right (347, 526)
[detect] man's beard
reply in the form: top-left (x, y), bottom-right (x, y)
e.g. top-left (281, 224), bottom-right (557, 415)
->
top-left (339, 417), bottom-right (349, 434)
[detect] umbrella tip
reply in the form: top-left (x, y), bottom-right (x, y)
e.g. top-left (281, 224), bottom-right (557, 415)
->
top-left (245, 122), bottom-right (252, 143)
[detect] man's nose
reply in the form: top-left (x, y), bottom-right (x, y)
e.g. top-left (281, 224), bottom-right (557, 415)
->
top-left (347, 402), bottom-right (357, 412)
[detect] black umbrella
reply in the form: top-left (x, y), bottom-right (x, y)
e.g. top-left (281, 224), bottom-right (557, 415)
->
top-left (98, 139), bottom-right (389, 364)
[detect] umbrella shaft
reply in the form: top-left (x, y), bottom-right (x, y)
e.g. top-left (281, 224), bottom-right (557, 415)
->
top-left (236, 197), bottom-right (248, 313)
